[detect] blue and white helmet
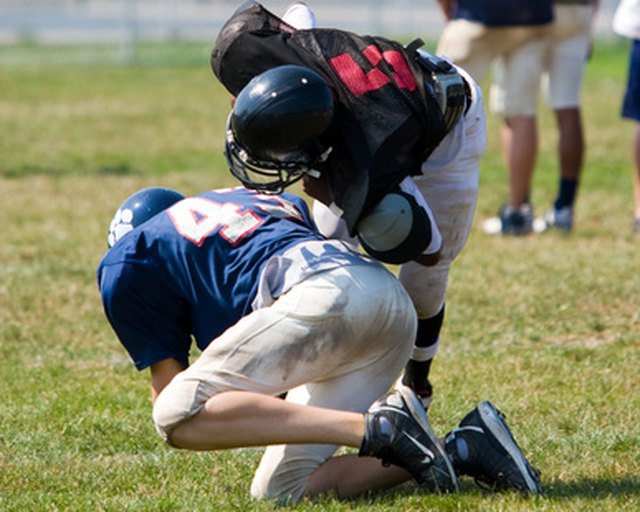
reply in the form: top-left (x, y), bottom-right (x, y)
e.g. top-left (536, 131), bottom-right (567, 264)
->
top-left (107, 187), bottom-right (185, 247)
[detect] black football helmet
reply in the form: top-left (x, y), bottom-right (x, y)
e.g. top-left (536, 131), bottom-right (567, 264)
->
top-left (107, 187), bottom-right (185, 247)
top-left (225, 65), bottom-right (335, 194)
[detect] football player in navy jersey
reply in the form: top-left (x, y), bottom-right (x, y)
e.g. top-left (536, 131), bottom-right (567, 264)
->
top-left (97, 186), bottom-right (541, 502)
top-left (98, 185), bottom-right (456, 501)
top-left (211, 2), bottom-right (487, 416)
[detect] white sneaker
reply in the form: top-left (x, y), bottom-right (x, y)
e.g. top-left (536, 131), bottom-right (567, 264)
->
top-left (482, 204), bottom-right (535, 236)
top-left (541, 206), bottom-right (573, 232)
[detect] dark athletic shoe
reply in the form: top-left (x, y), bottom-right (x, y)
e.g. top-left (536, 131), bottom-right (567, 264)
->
top-left (359, 385), bottom-right (458, 493)
top-left (445, 400), bottom-right (541, 493)
top-left (541, 206), bottom-right (574, 232)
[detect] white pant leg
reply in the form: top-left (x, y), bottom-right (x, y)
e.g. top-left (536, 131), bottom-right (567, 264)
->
top-left (399, 72), bottom-right (486, 319)
top-left (250, 360), bottom-right (410, 502)
top-left (153, 264), bottom-right (416, 501)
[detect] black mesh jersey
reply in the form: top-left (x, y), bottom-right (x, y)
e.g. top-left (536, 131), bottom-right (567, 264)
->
top-left (211, 2), bottom-right (435, 232)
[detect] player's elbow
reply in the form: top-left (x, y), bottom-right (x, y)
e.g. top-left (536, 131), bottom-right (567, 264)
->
top-left (356, 192), bottom-right (436, 265)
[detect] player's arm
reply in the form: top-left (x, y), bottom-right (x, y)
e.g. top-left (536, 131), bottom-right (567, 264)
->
top-left (150, 358), bottom-right (186, 403)
top-left (436, 0), bottom-right (456, 21)
top-left (211, 2), bottom-right (305, 96)
top-left (302, 174), bottom-right (332, 206)
top-left (311, 175), bottom-right (442, 266)
top-left (99, 261), bottom-right (192, 402)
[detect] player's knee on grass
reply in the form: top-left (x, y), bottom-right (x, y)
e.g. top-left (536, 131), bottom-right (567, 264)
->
top-left (250, 444), bottom-right (327, 504)
top-left (152, 396), bottom-right (192, 446)
top-left (152, 380), bottom-right (211, 446)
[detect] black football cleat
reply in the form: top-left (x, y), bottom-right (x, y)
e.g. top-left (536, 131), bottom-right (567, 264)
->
top-left (359, 385), bottom-right (458, 493)
top-left (445, 400), bottom-right (542, 493)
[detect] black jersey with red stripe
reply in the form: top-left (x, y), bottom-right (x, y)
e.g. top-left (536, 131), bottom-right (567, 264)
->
top-left (211, 2), bottom-right (439, 231)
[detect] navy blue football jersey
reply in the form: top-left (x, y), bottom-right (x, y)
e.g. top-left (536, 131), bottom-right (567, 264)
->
top-left (98, 188), bottom-right (362, 370)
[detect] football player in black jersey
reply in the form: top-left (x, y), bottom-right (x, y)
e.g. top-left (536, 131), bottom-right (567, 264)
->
top-left (213, 0), bottom-right (484, 439)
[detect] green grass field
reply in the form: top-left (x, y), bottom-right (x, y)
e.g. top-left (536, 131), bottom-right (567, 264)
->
top-left (1, 40), bottom-right (638, 511)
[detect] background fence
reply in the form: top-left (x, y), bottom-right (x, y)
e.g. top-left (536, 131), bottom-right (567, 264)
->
top-left (1, 0), bottom-right (622, 46)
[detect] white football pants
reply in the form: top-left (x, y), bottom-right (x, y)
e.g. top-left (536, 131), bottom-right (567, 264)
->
top-left (153, 263), bottom-right (416, 503)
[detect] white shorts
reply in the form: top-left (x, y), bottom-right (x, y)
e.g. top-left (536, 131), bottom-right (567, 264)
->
top-left (437, 19), bottom-right (552, 116)
top-left (314, 68), bottom-right (486, 320)
top-left (543, 4), bottom-right (594, 109)
top-left (153, 263), bottom-right (416, 502)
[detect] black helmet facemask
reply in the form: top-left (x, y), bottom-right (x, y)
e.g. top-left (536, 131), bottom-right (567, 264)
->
top-left (223, 65), bottom-right (335, 194)
top-left (224, 114), bottom-right (332, 194)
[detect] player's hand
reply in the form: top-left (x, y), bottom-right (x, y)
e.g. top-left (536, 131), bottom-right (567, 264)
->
top-left (302, 174), bottom-right (332, 205)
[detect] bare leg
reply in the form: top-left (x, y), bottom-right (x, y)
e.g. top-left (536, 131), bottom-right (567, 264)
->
top-left (555, 107), bottom-right (584, 182)
top-left (304, 453), bottom-right (412, 499)
top-left (501, 115), bottom-right (538, 207)
top-left (170, 390), bottom-right (364, 450)
top-left (633, 123), bottom-right (640, 219)
top-left (171, 390), bottom-right (415, 499)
